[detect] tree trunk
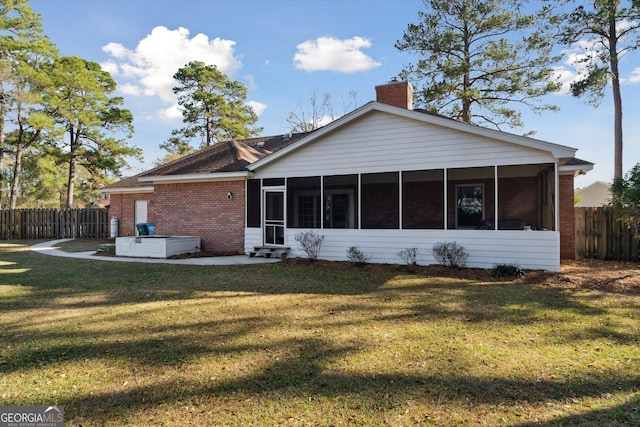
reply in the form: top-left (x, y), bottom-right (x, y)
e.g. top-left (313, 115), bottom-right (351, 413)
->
top-left (608, 10), bottom-right (623, 179)
top-left (461, 23), bottom-right (472, 123)
top-left (66, 158), bottom-right (75, 208)
top-left (0, 102), bottom-right (5, 209)
top-left (9, 144), bottom-right (23, 210)
top-left (66, 126), bottom-right (78, 208)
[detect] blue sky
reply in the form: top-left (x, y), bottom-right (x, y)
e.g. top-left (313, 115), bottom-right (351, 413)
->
top-left (30, 0), bottom-right (640, 187)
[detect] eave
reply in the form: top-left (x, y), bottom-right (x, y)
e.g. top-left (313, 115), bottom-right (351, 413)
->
top-left (138, 171), bottom-right (250, 184)
top-left (101, 186), bottom-right (155, 194)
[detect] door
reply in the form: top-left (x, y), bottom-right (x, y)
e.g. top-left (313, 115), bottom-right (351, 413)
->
top-left (134, 200), bottom-right (148, 236)
top-left (264, 190), bottom-right (285, 245)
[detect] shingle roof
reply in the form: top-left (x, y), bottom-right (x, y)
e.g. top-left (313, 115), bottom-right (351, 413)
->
top-left (102, 172), bottom-right (153, 190)
top-left (103, 132), bottom-right (310, 190)
top-left (564, 157), bottom-right (594, 167)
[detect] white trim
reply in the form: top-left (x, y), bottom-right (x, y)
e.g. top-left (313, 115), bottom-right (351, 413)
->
top-left (398, 173), bottom-right (403, 230)
top-left (559, 163), bottom-right (594, 176)
top-left (494, 165), bottom-right (499, 231)
top-left (554, 162), bottom-right (559, 232)
top-left (138, 171), bottom-right (249, 184)
top-left (263, 187), bottom-right (286, 246)
top-left (443, 169), bottom-right (448, 230)
top-left (102, 186), bottom-right (154, 194)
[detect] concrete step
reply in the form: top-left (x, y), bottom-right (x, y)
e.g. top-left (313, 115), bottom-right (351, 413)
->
top-left (249, 246), bottom-right (290, 259)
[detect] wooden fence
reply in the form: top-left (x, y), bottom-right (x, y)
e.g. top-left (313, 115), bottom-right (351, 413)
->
top-left (575, 207), bottom-right (639, 261)
top-left (0, 208), bottom-right (110, 240)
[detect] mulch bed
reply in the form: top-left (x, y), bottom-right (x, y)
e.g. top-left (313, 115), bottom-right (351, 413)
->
top-left (94, 247), bottom-right (640, 295)
top-left (281, 257), bottom-right (640, 295)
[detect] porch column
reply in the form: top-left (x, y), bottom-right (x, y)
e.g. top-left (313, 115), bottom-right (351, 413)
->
top-left (320, 175), bottom-right (324, 229)
top-left (443, 168), bottom-right (448, 230)
top-left (494, 165), bottom-right (498, 230)
top-left (554, 162), bottom-right (559, 232)
top-left (399, 171), bottom-right (403, 230)
top-left (357, 173), bottom-right (362, 230)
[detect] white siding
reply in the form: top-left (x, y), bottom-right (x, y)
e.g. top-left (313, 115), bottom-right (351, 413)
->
top-left (252, 111), bottom-right (556, 178)
top-left (245, 110), bottom-right (562, 272)
top-left (245, 228), bottom-right (560, 272)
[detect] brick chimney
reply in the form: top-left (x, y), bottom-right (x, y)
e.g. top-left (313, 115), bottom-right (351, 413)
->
top-left (375, 81), bottom-right (413, 110)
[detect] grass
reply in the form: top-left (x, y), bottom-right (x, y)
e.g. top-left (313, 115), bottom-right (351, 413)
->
top-left (0, 241), bottom-right (639, 426)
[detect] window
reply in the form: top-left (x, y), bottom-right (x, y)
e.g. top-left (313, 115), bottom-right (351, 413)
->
top-left (287, 176), bottom-right (321, 228)
top-left (323, 175), bottom-right (358, 228)
top-left (456, 184), bottom-right (484, 228)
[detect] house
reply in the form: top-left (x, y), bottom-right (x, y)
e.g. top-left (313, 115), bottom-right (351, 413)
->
top-left (103, 82), bottom-right (593, 271)
top-left (575, 181), bottom-right (611, 207)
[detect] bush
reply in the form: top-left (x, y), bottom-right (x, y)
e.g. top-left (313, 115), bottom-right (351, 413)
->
top-left (431, 241), bottom-right (468, 268)
top-left (397, 247), bottom-right (419, 265)
top-left (610, 163), bottom-right (640, 240)
top-left (346, 246), bottom-right (370, 266)
top-left (294, 231), bottom-right (324, 261)
top-left (490, 264), bottom-right (526, 278)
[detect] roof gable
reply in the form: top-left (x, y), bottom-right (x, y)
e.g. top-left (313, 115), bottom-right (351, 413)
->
top-left (248, 102), bottom-right (578, 171)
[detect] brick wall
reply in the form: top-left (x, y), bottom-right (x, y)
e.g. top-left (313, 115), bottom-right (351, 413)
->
top-left (559, 174), bottom-right (575, 259)
top-left (498, 176), bottom-right (538, 227)
top-left (403, 180), bottom-right (444, 229)
top-left (154, 180), bottom-right (246, 253)
top-left (109, 192), bottom-right (156, 236)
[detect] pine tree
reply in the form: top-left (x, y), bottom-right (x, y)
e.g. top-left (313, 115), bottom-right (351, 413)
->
top-left (396, 0), bottom-right (561, 132)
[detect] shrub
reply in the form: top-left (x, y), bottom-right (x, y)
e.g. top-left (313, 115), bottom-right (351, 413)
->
top-left (490, 264), bottom-right (526, 278)
top-left (431, 241), bottom-right (468, 268)
top-left (397, 247), bottom-right (419, 265)
top-left (294, 231), bottom-right (324, 261)
top-left (346, 246), bottom-right (370, 266)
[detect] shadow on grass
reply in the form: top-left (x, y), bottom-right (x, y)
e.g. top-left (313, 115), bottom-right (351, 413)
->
top-left (2, 315), bottom-right (266, 374)
top-left (515, 396), bottom-right (640, 426)
top-left (3, 244), bottom-right (640, 424)
top-left (52, 336), bottom-right (640, 425)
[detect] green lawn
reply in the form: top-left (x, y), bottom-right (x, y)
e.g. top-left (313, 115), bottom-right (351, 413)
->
top-left (1, 241), bottom-right (639, 426)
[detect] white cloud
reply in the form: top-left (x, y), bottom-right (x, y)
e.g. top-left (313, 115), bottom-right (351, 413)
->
top-left (102, 26), bottom-right (243, 107)
top-left (100, 60), bottom-right (119, 75)
top-left (553, 38), bottom-right (640, 91)
top-left (247, 100), bottom-right (267, 117)
top-left (119, 83), bottom-right (144, 97)
top-left (158, 103), bottom-right (182, 121)
top-left (551, 40), bottom-right (601, 94)
top-left (624, 67), bottom-right (640, 84)
top-left (293, 36), bottom-right (381, 73)
top-left (243, 74), bottom-right (258, 90)
top-left (551, 66), bottom-right (580, 95)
